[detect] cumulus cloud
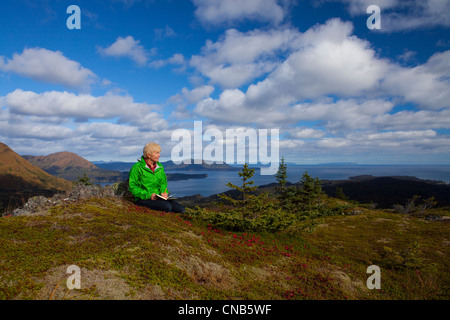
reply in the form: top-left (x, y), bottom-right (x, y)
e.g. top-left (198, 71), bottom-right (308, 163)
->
top-left (336, 0), bottom-right (450, 31)
top-left (192, 0), bottom-right (288, 26)
top-left (4, 89), bottom-right (167, 130)
top-left (288, 129), bottom-right (450, 162)
top-left (150, 53), bottom-right (187, 72)
top-left (98, 36), bottom-right (151, 66)
top-left (188, 16), bottom-right (450, 162)
top-left (381, 63), bottom-right (450, 110)
top-left (245, 19), bottom-right (389, 104)
top-left (75, 122), bottom-right (141, 139)
top-left (170, 85), bottom-right (215, 105)
top-left (383, 0), bottom-right (450, 31)
top-left (335, 0), bottom-right (398, 14)
top-left (373, 109), bottom-right (450, 131)
top-left (0, 120), bottom-right (73, 141)
top-left (191, 27), bottom-right (301, 88)
top-left (193, 19), bottom-right (390, 124)
top-left (0, 89), bottom-right (174, 160)
top-left (356, 130), bottom-right (437, 142)
top-left (287, 128), bottom-right (327, 139)
top-left (0, 48), bottom-right (97, 90)
top-left (341, 130), bottom-right (450, 154)
top-left (194, 19), bottom-right (450, 129)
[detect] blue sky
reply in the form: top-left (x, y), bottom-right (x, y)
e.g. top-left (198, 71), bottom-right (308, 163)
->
top-left (0, 0), bottom-right (449, 165)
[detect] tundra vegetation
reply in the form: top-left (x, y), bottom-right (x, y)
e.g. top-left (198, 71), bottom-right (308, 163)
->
top-left (0, 161), bottom-right (448, 300)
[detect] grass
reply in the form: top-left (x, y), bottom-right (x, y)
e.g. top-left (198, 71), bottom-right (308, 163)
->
top-left (0, 196), bottom-right (448, 300)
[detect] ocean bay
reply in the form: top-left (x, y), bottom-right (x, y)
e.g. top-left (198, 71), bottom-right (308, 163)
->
top-left (165, 165), bottom-right (450, 198)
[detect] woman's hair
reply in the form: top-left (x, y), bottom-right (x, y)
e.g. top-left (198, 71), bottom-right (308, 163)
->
top-left (143, 142), bottom-right (161, 158)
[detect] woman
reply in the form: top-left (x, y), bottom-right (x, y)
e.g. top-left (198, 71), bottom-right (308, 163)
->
top-left (128, 142), bottom-right (185, 213)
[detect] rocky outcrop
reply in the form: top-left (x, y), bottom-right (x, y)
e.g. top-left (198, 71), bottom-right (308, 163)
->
top-left (6, 181), bottom-right (133, 217)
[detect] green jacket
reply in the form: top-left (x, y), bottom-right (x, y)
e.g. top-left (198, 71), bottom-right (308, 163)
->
top-left (128, 157), bottom-right (168, 201)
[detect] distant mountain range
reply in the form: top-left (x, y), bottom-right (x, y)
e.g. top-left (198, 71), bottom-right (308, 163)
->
top-left (23, 152), bottom-right (129, 183)
top-left (93, 160), bottom-right (363, 171)
top-left (320, 175), bottom-right (450, 208)
top-left (22, 154), bottom-right (214, 183)
top-left (0, 143), bottom-right (72, 210)
top-left (94, 159), bottom-right (239, 172)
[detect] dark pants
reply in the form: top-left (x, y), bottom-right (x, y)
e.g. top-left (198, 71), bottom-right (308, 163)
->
top-left (135, 199), bottom-right (185, 214)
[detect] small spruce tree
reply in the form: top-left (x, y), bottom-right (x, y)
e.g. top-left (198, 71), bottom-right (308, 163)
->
top-left (275, 157), bottom-right (288, 190)
top-left (299, 171), bottom-right (322, 198)
top-left (219, 163), bottom-right (257, 206)
top-left (298, 170), bottom-right (325, 216)
top-left (335, 187), bottom-right (348, 200)
top-left (76, 173), bottom-right (93, 186)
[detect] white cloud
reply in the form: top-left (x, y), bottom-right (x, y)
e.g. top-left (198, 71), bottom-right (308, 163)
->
top-left (0, 48), bottom-right (96, 90)
top-left (381, 51), bottom-right (450, 109)
top-left (98, 36), bottom-right (150, 66)
top-left (195, 92), bottom-right (291, 126)
top-left (150, 53), bottom-right (186, 72)
top-left (336, 0), bottom-right (399, 14)
top-left (0, 120), bottom-right (73, 141)
top-left (288, 128), bottom-right (326, 139)
top-left (154, 25), bottom-right (177, 40)
top-left (337, 0), bottom-right (450, 31)
top-left (374, 109), bottom-right (450, 131)
top-left (288, 129), bottom-right (450, 162)
top-left (349, 130), bottom-right (437, 143)
top-left (422, 50), bottom-right (450, 79)
top-left (342, 129), bottom-right (448, 153)
top-left (191, 27), bottom-right (301, 88)
top-left (383, 0), bottom-right (450, 31)
top-left (192, 0), bottom-right (287, 26)
top-left (171, 85), bottom-right (215, 105)
top-left (4, 89), bottom-right (167, 130)
top-left (75, 122), bottom-right (141, 139)
top-left (245, 19), bottom-right (388, 104)
top-left (1, 91), bottom-right (174, 160)
top-left (194, 19), bottom-right (450, 130)
top-left (316, 137), bottom-right (350, 149)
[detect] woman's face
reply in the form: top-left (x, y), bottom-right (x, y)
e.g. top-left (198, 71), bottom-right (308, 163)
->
top-left (147, 150), bottom-right (160, 163)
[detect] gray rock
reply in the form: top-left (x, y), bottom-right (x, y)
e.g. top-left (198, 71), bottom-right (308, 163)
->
top-left (11, 208), bottom-right (32, 217)
top-left (5, 181), bottom-right (132, 217)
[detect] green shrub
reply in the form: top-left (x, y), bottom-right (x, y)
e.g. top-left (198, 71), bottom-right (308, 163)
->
top-left (75, 173), bottom-right (93, 186)
top-left (188, 164), bottom-right (353, 233)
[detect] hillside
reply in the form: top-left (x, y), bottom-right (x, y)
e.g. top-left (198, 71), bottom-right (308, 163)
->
top-left (0, 143), bottom-right (72, 209)
top-left (23, 151), bottom-right (97, 172)
top-left (23, 152), bottom-right (128, 183)
top-left (0, 190), bottom-right (448, 301)
top-left (320, 176), bottom-right (450, 208)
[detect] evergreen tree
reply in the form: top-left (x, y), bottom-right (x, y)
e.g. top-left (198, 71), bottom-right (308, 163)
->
top-left (335, 187), bottom-right (348, 200)
top-left (299, 170), bottom-right (322, 198)
top-left (76, 173), bottom-right (93, 186)
top-left (275, 157), bottom-right (288, 189)
top-left (298, 170), bottom-right (324, 215)
top-left (219, 163), bottom-right (257, 206)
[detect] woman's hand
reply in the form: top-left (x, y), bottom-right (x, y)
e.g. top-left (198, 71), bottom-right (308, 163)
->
top-left (161, 192), bottom-right (169, 198)
top-left (151, 193), bottom-right (157, 200)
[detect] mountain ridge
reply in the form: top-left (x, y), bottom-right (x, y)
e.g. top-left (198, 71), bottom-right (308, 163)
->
top-left (0, 142), bottom-right (73, 209)
top-left (23, 151), bottom-right (98, 172)
top-left (22, 152), bottom-right (120, 182)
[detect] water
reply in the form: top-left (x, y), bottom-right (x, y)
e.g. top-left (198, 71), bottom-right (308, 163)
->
top-left (164, 165), bottom-right (450, 198)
